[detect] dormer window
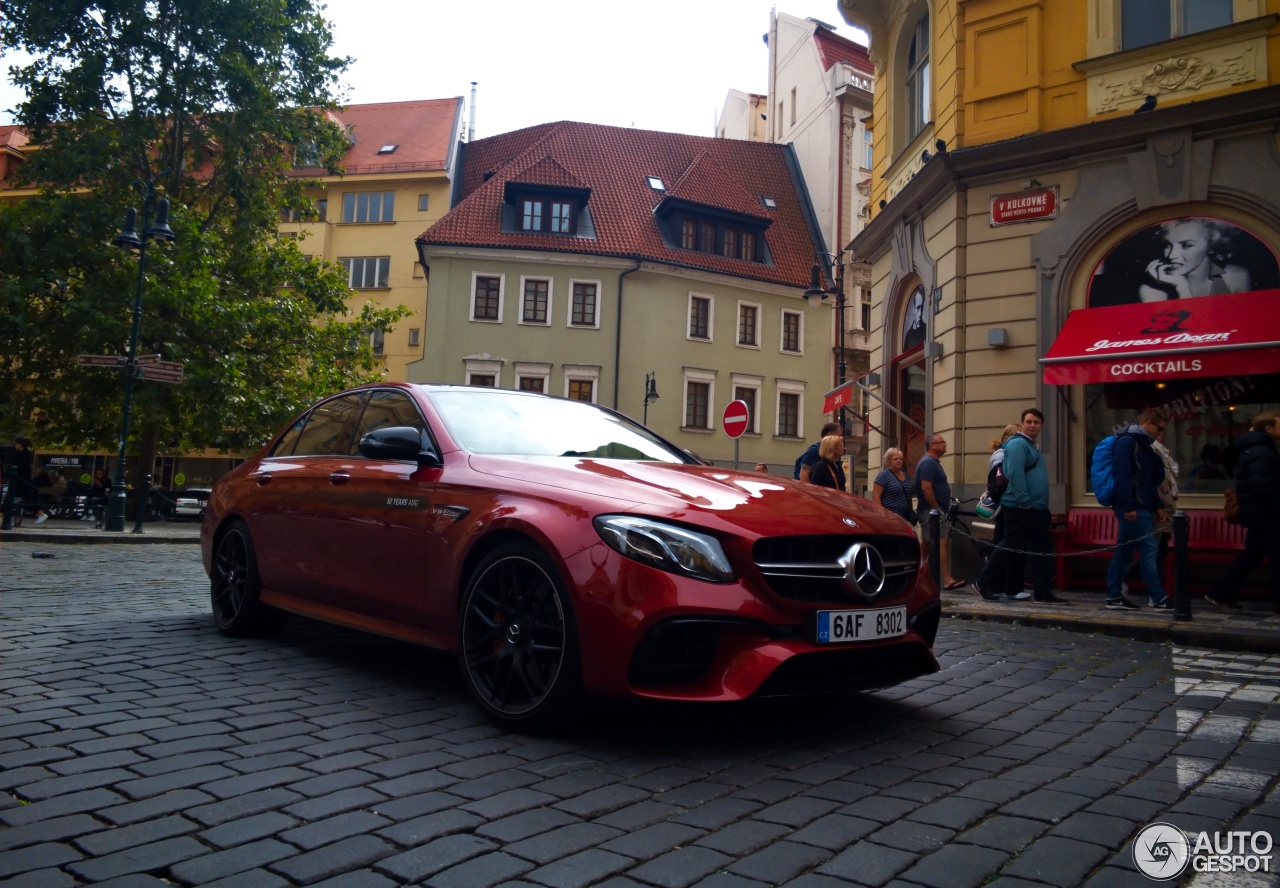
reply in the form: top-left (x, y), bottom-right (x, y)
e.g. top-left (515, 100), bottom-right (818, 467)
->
top-left (378, 144), bottom-right (398, 154)
top-left (503, 181), bottom-right (592, 237)
top-left (674, 213), bottom-right (763, 262)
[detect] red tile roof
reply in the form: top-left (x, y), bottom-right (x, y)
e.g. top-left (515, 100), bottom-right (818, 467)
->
top-left (295, 98), bottom-right (462, 178)
top-left (419, 122), bottom-right (821, 289)
top-left (813, 27), bottom-right (873, 76)
top-left (0, 125), bottom-right (29, 150)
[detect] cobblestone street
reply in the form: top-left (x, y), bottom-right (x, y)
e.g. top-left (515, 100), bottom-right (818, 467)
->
top-left (3, 541), bottom-right (1280, 887)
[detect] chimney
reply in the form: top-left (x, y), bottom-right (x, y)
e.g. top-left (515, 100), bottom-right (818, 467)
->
top-left (468, 82), bottom-right (477, 142)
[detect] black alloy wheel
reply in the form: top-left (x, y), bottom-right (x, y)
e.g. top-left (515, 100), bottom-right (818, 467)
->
top-left (459, 542), bottom-right (581, 729)
top-left (210, 520), bottom-right (286, 637)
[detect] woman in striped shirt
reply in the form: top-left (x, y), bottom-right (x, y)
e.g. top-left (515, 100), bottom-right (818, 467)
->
top-left (872, 448), bottom-right (916, 525)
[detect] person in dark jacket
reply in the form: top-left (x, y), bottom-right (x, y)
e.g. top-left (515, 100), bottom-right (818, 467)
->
top-left (1105, 409), bottom-right (1170, 610)
top-left (809, 436), bottom-right (847, 492)
top-left (1206, 411), bottom-right (1280, 612)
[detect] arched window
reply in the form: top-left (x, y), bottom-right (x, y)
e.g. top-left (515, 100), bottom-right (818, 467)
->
top-left (905, 12), bottom-right (931, 142)
top-left (893, 285), bottom-right (928, 474)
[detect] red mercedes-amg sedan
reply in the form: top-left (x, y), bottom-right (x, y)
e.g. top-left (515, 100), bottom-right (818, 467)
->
top-left (202, 384), bottom-right (940, 729)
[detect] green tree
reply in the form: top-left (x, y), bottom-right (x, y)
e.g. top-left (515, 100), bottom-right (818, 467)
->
top-left (0, 0), bottom-right (409, 485)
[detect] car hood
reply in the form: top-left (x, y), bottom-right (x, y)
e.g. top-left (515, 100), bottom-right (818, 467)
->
top-left (467, 456), bottom-right (912, 538)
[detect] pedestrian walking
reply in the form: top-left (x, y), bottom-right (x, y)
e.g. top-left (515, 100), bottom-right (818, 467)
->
top-left (1205, 411), bottom-right (1280, 612)
top-left (971, 423), bottom-right (1028, 602)
top-left (809, 436), bottom-right (847, 491)
top-left (795, 421), bottom-right (842, 482)
top-left (1123, 426), bottom-right (1177, 591)
top-left (996, 408), bottom-right (1067, 604)
top-left (1104, 409), bottom-right (1172, 611)
top-left (915, 433), bottom-right (963, 590)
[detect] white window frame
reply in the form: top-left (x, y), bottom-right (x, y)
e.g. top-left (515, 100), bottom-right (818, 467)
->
top-left (736, 300), bottom-right (761, 349)
top-left (567, 279), bottom-right (601, 329)
top-left (464, 358), bottom-right (504, 387)
top-left (408, 328), bottom-right (420, 346)
top-left (776, 380), bottom-right (806, 439)
top-left (518, 275), bottom-right (554, 326)
top-left (682, 368), bottom-right (717, 432)
top-left (514, 361), bottom-right (551, 393)
top-left (779, 309), bottom-right (804, 355)
top-left (688, 293), bottom-right (714, 342)
top-left (470, 272), bottom-right (505, 324)
top-left (904, 10), bottom-right (931, 144)
top-left (341, 256), bottom-right (390, 289)
top-left (562, 364), bottom-right (600, 402)
top-left (731, 374), bottom-right (763, 435)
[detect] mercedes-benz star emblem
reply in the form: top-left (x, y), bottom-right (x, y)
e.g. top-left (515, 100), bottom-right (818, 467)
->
top-left (839, 542), bottom-right (886, 598)
top-left (842, 517), bottom-right (859, 528)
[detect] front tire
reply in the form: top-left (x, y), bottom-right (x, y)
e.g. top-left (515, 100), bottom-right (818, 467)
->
top-left (459, 542), bottom-right (582, 730)
top-left (210, 520), bottom-right (287, 637)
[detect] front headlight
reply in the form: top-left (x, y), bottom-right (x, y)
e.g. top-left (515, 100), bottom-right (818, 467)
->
top-left (593, 515), bottom-right (735, 583)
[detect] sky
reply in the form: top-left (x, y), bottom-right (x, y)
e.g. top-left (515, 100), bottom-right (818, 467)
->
top-left (0, 1), bottom-right (867, 138)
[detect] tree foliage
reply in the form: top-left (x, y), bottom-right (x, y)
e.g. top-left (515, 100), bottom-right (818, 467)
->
top-left (0, 0), bottom-right (409, 475)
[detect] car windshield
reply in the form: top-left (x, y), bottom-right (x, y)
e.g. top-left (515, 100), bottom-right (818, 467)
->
top-left (429, 389), bottom-right (689, 463)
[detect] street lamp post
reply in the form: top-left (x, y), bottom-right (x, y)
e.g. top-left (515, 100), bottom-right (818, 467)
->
top-left (103, 183), bottom-right (174, 533)
top-left (804, 251), bottom-right (849, 431)
top-left (643, 372), bottom-right (659, 426)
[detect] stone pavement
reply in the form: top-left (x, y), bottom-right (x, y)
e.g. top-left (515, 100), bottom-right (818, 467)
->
top-left (2, 540), bottom-right (1280, 887)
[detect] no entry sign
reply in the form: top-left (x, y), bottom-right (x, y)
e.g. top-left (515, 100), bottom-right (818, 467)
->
top-left (722, 400), bottom-right (750, 439)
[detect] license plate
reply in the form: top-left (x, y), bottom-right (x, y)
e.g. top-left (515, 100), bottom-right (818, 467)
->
top-left (816, 607), bottom-right (907, 644)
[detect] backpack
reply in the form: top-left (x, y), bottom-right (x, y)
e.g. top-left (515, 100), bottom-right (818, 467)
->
top-left (1090, 435), bottom-right (1133, 507)
top-left (986, 462), bottom-right (1008, 507)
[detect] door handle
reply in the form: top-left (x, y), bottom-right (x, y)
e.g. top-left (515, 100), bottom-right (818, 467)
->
top-left (254, 473), bottom-right (272, 486)
top-left (329, 472), bottom-right (350, 485)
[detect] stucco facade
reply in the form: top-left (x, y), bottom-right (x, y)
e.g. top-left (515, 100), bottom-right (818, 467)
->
top-left (840, 0), bottom-right (1280, 507)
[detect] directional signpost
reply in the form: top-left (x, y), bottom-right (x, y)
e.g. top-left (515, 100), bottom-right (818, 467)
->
top-left (77, 354), bottom-right (183, 384)
top-left (723, 399), bottom-right (750, 469)
top-left (76, 354), bottom-right (128, 368)
top-left (136, 363), bottom-right (183, 384)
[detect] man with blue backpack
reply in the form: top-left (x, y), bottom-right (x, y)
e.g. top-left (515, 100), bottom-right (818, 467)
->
top-left (1095, 408), bottom-right (1172, 611)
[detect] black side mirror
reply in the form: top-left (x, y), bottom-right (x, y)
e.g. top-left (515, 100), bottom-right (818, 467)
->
top-left (358, 426), bottom-right (442, 467)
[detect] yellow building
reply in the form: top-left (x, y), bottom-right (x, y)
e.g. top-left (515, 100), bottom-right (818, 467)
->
top-left (281, 98), bottom-right (463, 381)
top-left (838, 0), bottom-right (1280, 515)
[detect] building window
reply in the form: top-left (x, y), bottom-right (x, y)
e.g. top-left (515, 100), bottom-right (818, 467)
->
top-left (371, 329), bottom-right (385, 356)
top-left (408, 328), bottom-right (420, 346)
top-left (685, 381), bottom-right (710, 429)
top-left (905, 11), bottom-right (931, 142)
top-left (863, 129), bottom-right (873, 169)
top-left (700, 222), bottom-right (715, 251)
top-left (522, 278), bottom-right (550, 324)
top-left (550, 201), bottom-right (572, 233)
top-left (861, 301), bottom-right (872, 331)
top-left (520, 197), bottom-right (576, 234)
top-left (472, 274), bottom-right (503, 322)
top-left (740, 231), bottom-right (756, 261)
top-left (317, 199), bottom-right (327, 222)
top-left (790, 87), bottom-right (797, 125)
top-left (570, 281), bottom-right (598, 327)
top-left (722, 228), bottom-right (739, 258)
top-left (778, 392), bottom-right (800, 437)
top-left (341, 257), bottom-right (390, 289)
top-left (341, 191), bottom-right (395, 223)
top-left (567, 378), bottom-right (594, 402)
top-left (781, 310), bottom-right (802, 353)
top-left (1121, 0), bottom-right (1231, 49)
top-left (734, 386), bottom-right (758, 434)
top-left (777, 100), bottom-right (784, 132)
top-left (738, 303), bottom-right (759, 347)
top-left (681, 220), bottom-right (696, 249)
top-left (689, 295), bottom-right (712, 340)
top-left (418, 194), bottom-right (430, 211)
top-left (519, 376), bottom-right (545, 393)
top-left (470, 374), bottom-right (496, 387)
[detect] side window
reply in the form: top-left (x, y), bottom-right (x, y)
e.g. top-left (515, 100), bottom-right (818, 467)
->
top-left (269, 416), bottom-right (307, 457)
top-left (350, 390), bottom-right (430, 455)
top-left (292, 394), bottom-right (365, 456)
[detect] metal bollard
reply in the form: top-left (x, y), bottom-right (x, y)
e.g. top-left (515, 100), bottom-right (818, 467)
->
top-left (132, 473), bottom-right (151, 534)
top-left (1173, 509), bottom-right (1192, 621)
top-left (1, 465), bottom-right (16, 531)
top-left (927, 508), bottom-right (942, 590)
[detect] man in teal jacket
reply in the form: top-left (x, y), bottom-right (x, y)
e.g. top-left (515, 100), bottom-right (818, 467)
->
top-left (995, 408), bottom-right (1067, 604)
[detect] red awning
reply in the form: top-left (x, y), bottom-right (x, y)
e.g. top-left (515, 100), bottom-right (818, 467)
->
top-left (1041, 289), bottom-right (1280, 385)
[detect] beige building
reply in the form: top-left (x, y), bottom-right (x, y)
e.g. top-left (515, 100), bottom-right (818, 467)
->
top-left (412, 121), bottom-right (833, 469)
top-left (839, 0), bottom-right (1280, 510)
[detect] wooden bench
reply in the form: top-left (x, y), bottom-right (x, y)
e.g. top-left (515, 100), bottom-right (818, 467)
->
top-left (1058, 507), bottom-right (1247, 592)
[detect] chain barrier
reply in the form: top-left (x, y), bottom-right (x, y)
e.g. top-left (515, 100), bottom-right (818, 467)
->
top-left (942, 501), bottom-right (1163, 560)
